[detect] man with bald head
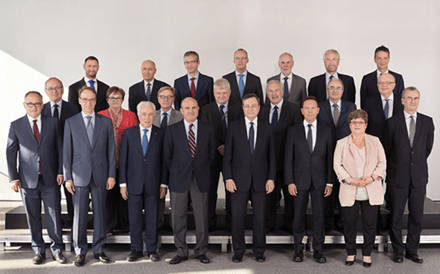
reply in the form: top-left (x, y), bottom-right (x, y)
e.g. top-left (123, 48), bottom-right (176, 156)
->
top-left (129, 60), bottom-right (170, 114)
top-left (266, 52), bottom-right (307, 106)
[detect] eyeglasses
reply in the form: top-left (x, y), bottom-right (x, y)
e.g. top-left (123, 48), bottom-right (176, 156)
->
top-left (378, 81), bottom-right (395, 85)
top-left (159, 95), bottom-right (174, 100)
top-left (350, 121), bottom-right (365, 125)
top-left (184, 60), bottom-right (198, 65)
top-left (328, 86), bottom-right (343, 91)
top-left (25, 102), bottom-right (43, 108)
top-left (80, 98), bottom-right (96, 103)
top-left (108, 97), bottom-right (123, 101)
top-left (45, 86), bottom-right (63, 92)
top-left (234, 57), bottom-right (248, 61)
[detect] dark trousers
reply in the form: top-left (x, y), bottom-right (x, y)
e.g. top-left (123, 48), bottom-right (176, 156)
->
top-left (21, 176), bottom-right (63, 254)
top-left (341, 200), bottom-right (378, 256)
top-left (61, 184), bottom-right (74, 227)
top-left (106, 170), bottom-right (129, 232)
top-left (325, 181), bottom-right (343, 231)
top-left (389, 184), bottom-right (426, 255)
top-left (208, 165), bottom-right (231, 229)
top-left (266, 171), bottom-right (293, 232)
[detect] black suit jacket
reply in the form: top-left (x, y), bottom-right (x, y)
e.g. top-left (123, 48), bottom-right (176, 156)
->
top-left (284, 122), bottom-right (335, 190)
top-left (258, 101), bottom-right (302, 171)
top-left (360, 70), bottom-right (404, 109)
top-left (173, 73), bottom-right (214, 110)
top-left (317, 100), bottom-right (356, 141)
top-left (42, 100), bottom-right (80, 140)
top-left (384, 112), bottom-right (434, 188)
top-left (308, 73), bottom-right (356, 104)
top-left (68, 78), bottom-right (109, 112)
top-left (128, 79), bottom-right (169, 114)
top-left (223, 71), bottom-right (264, 105)
top-left (364, 94), bottom-right (403, 143)
top-left (200, 100), bottom-right (243, 167)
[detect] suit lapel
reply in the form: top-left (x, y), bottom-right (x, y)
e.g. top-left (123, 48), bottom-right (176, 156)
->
top-left (313, 122), bottom-right (324, 155)
top-left (21, 115), bottom-right (38, 145)
top-left (144, 126), bottom-right (157, 156)
top-left (323, 101), bottom-right (335, 128)
top-left (38, 116), bottom-right (46, 146)
top-left (238, 120), bottom-right (252, 156)
top-left (413, 113), bottom-right (423, 147)
top-left (195, 74), bottom-right (204, 100)
top-left (253, 120), bottom-right (264, 156)
top-left (277, 102), bottom-right (289, 130)
top-left (135, 125), bottom-right (144, 155)
top-left (178, 121), bottom-right (192, 158)
top-left (183, 76), bottom-right (191, 98)
top-left (298, 124), bottom-right (311, 155)
top-left (92, 115), bottom-right (103, 148)
top-left (397, 113), bottom-right (411, 147)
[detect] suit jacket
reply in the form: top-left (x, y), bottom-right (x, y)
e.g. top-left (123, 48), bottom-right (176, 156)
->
top-left (163, 120), bottom-right (216, 193)
top-left (153, 109), bottom-right (183, 128)
top-left (223, 71), bottom-right (264, 105)
top-left (284, 121), bottom-right (335, 190)
top-left (223, 118), bottom-right (276, 192)
top-left (258, 101), bottom-right (302, 171)
top-left (68, 78), bottom-right (109, 112)
top-left (317, 100), bottom-right (356, 141)
top-left (360, 70), bottom-right (404, 109)
top-left (173, 73), bottom-right (214, 110)
top-left (384, 112), bottom-right (434, 188)
top-left (334, 134), bottom-right (386, 206)
top-left (266, 73), bottom-right (307, 106)
top-left (119, 125), bottom-right (164, 196)
top-left (42, 100), bottom-right (80, 140)
top-left (128, 79), bottom-right (169, 114)
top-left (7, 115), bottom-right (63, 189)
top-left (308, 73), bottom-right (356, 104)
top-left (364, 94), bottom-right (403, 143)
top-left (200, 100), bottom-right (243, 167)
top-left (63, 113), bottom-right (116, 187)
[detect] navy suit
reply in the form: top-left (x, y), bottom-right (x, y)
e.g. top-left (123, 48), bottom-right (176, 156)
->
top-left (360, 70), bottom-right (404, 109)
top-left (119, 125), bottom-right (164, 252)
top-left (308, 73), bottom-right (356, 104)
top-left (68, 78), bottom-right (109, 112)
top-left (6, 114), bottom-right (63, 255)
top-left (223, 71), bottom-right (264, 105)
top-left (173, 73), bottom-right (214, 110)
top-left (128, 79), bottom-right (169, 114)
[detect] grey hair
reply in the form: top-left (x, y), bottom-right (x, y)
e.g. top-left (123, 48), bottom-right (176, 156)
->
top-left (323, 49), bottom-right (340, 60)
top-left (266, 79), bottom-right (284, 91)
top-left (137, 101), bottom-right (156, 116)
top-left (214, 78), bottom-right (231, 90)
top-left (45, 77), bottom-right (63, 89)
top-left (327, 78), bottom-right (344, 90)
top-left (402, 86), bottom-right (420, 98)
top-left (279, 52), bottom-right (294, 62)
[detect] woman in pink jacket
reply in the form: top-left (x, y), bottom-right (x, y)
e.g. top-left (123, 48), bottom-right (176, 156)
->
top-left (334, 109), bottom-right (386, 268)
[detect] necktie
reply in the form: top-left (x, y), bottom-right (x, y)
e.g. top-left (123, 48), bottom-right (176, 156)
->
top-left (249, 122), bottom-right (255, 156)
top-left (33, 120), bottom-right (42, 174)
top-left (333, 104), bottom-right (340, 126)
top-left (86, 116), bottom-right (93, 145)
top-left (329, 75), bottom-right (334, 81)
top-left (53, 104), bottom-right (59, 120)
top-left (409, 115), bottom-right (415, 147)
top-left (88, 80), bottom-right (95, 89)
top-left (188, 124), bottom-right (196, 157)
top-left (307, 124), bottom-right (313, 153)
top-left (384, 99), bottom-right (389, 119)
top-left (219, 105), bottom-right (227, 143)
top-left (142, 129), bottom-right (149, 155)
top-left (146, 83), bottom-right (151, 101)
top-left (161, 112), bottom-right (168, 129)
top-left (283, 77), bottom-right (289, 101)
top-left (271, 106), bottom-right (278, 131)
top-left (239, 74), bottom-right (245, 98)
top-left (190, 77), bottom-right (196, 98)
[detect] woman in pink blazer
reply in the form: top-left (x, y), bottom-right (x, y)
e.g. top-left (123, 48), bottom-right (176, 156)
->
top-left (334, 109), bottom-right (386, 268)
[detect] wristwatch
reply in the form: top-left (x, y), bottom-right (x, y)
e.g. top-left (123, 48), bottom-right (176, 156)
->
top-left (344, 178), bottom-right (351, 185)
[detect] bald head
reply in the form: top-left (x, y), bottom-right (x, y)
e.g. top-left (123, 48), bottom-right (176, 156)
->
top-left (278, 52), bottom-right (294, 76)
top-left (141, 60), bottom-right (157, 82)
top-left (377, 73), bottom-right (396, 99)
top-left (180, 97), bottom-right (199, 123)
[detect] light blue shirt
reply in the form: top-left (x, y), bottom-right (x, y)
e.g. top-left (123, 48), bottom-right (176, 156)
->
top-left (235, 70), bottom-right (248, 86)
top-left (187, 72), bottom-right (200, 90)
top-left (81, 111), bottom-right (95, 128)
top-left (216, 101), bottom-right (229, 127)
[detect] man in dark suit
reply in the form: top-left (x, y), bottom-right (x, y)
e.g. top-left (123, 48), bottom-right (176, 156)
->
top-left (42, 77), bottom-right (80, 228)
top-left (200, 78), bottom-right (243, 232)
top-left (63, 87), bottom-right (116, 267)
top-left (223, 48), bottom-right (264, 105)
top-left (308, 49), bottom-right (356, 104)
top-left (384, 87), bottom-right (434, 264)
top-left (128, 60), bottom-right (169, 114)
top-left (68, 56), bottom-right (109, 112)
top-left (223, 93), bottom-right (276, 263)
top-left (163, 97), bottom-right (216, 264)
top-left (285, 96), bottom-right (334, 263)
top-left (173, 51), bottom-right (214, 110)
top-left (360, 45), bottom-right (405, 109)
top-left (259, 80), bottom-right (302, 234)
top-left (266, 52), bottom-right (307, 106)
top-left (119, 101), bottom-right (164, 262)
top-left (7, 91), bottom-right (66, 264)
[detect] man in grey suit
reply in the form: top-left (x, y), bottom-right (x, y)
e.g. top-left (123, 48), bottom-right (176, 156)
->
top-left (266, 52), bottom-right (307, 106)
top-left (63, 87), bottom-right (116, 267)
top-left (7, 91), bottom-right (66, 264)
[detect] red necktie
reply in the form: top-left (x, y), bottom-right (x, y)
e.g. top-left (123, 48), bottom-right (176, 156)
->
top-left (190, 77), bottom-right (196, 98)
top-left (33, 120), bottom-right (42, 174)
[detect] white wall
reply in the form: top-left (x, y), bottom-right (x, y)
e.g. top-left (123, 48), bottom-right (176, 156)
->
top-left (1, 0), bottom-right (440, 200)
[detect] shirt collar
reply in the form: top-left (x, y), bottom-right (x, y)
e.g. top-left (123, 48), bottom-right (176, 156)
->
top-left (377, 70), bottom-right (389, 78)
top-left (50, 100), bottom-right (62, 108)
top-left (326, 72), bottom-right (339, 81)
top-left (187, 72), bottom-right (200, 80)
top-left (27, 114), bottom-right (41, 124)
top-left (245, 116), bottom-right (258, 125)
top-left (84, 76), bottom-right (97, 84)
top-left (160, 108), bottom-right (172, 116)
top-left (81, 111), bottom-right (95, 119)
top-left (216, 101), bottom-right (229, 109)
top-left (271, 99), bottom-right (283, 110)
top-left (139, 124), bottom-right (152, 132)
top-left (144, 78), bottom-right (155, 87)
top-left (404, 110), bottom-right (417, 120)
top-left (380, 92), bottom-right (394, 101)
top-left (303, 119), bottom-right (317, 128)
top-left (329, 99), bottom-right (341, 109)
top-left (184, 119), bottom-right (198, 129)
top-left (235, 70), bottom-right (248, 77)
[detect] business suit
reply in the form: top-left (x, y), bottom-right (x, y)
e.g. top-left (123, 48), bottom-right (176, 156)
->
top-left (284, 121), bottom-right (334, 252)
top-left (128, 79), bottom-right (169, 114)
top-left (6, 114), bottom-right (63, 255)
top-left (223, 118), bottom-right (276, 256)
top-left (174, 73), bottom-right (214, 110)
top-left (68, 78), bottom-right (109, 112)
top-left (119, 125), bottom-right (164, 253)
top-left (63, 112), bottom-right (116, 256)
top-left (308, 73), bottom-right (356, 104)
top-left (266, 73), bottom-right (307, 106)
top-left (200, 100), bottom-right (243, 230)
top-left (360, 70), bottom-right (404, 109)
top-left (163, 120), bottom-right (215, 257)
top-left (384, 112), bottom-right (434, 256)
top-left (223, 71), bottom-right (264, 105)
top-left (258, 101), bottom-right (302, 232)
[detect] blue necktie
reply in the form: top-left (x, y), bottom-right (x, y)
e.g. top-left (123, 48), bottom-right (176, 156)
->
top-left (271, 106), bottom-right (278, 131)
top-left (249, 122), bottom-right (254, 155)
top-left (384, 99), bottom-right (389, 119)
top-left (142, 129), bottom-right (149, 155)
top-left (53, 104), bottom-right (59, 120)
top-left (283, 77), bottom-right (289, 101)
top-left (161, 112), bottom-right (168, 129)
top-left (86, 116), bottom-right (93, 145)
top-left (239, 74), bottom-right (245, 98)
top-left (146, 83), bottom-right (151, 101)
top-left (88, 80), bottom-right (95, 89)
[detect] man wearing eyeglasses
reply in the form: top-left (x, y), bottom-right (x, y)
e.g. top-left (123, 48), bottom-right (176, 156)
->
top-left (174, 51), bottom-right (214, 110)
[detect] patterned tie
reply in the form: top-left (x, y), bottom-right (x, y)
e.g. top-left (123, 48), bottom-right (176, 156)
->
top-left (146, 83), bottom-right (151, 101)
top-left (283, 77), bottom-right (289, 101)
top-left (190, 77), bottom-right (196, 98)
top-left (219, 105), bottom-right (227, 143)
top-left (33, 120), bottom-right (42, 174)
top-left (188, 124), bottom-right (196, 158)
top-left (161, 112), bottom-right (168, 129)
top-left (307, 124), bottom-right (313, 153)
top-left (409, 115), bottom-right (415, 147)
top-left (239, 74), bottom-right (245, 98)
top-left (249, 122), bottom-right (255, 156)
top-left (88, 80), bottom-right (95, 89)
top-left (53, 104), bottom-right (59, 120)
top-left (384, 99), bottom-right (389, 119)
top-left (271, 106), bottom-right (278, 131)
top-left (86, 116), bottom-right (93, 145)
top-left (142, 129), bottom-right (149, 155)
top-left (333, 104), bottom-right (340, 126)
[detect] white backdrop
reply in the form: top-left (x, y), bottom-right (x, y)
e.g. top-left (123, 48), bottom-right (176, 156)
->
top-left (1, 0), bottom-right (439, 200)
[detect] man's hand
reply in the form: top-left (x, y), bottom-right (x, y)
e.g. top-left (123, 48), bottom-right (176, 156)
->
top-left (266, 180), bottom-right (275, 194)
top-left (120, 186), bottom-right (129, 200)
top-left (160, 187), bottom-right (167, 199)
top-left (217, 145), bottom-right (225, 156)
top-left (106, 177), bottom-right (116, 190)
top-left (288, 183), bottom-right (298, 196)
top-left (324, 185), bottom-right (333, 197)
top-left (65, 180), bottom-right (75, 195)
top-left (57, 175), bottom-right (64, 185)
top-left (10, 181), bottom-right (21, 193)
top-left (226, 179), bottom-right (237, 193)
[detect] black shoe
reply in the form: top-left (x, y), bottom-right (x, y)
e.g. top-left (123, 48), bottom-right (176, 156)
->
top-left (266, 227), bottom-right (275, 234)
top-left (392, 253), bottom-right (404, 263)
top-left (208, 226), bottom-right (216, 233)
top-left (74, 254), bottom-right (85, 267)
top-left (232, 254), bottom-right (242, 263)
top-left (405, 253), bottom-right (423, 263)
top-left (255, 253), bottom-right (266, 262)
top-left (363, 261), bottom-right (372, 267)
top-left (195, 254), bottom-right (210, 264)
top-left (313, 250), bottom-right (327, 263)
top-left (345, 255), bottom-right (356, 266)
top-left (148, 251), bottom-right (160, 262)
top-left (32, 253), bottom-right (46, 264)
top-left (169, 255), bottom-right (188, 264)
top-left (94, 252), bottom-right (110, 263)
top-left (127, 249), bottom-right (143, 262)
top-left (52, 252), bottom-right (66, 264)
top-left (293, 250), bottom-right (304, 262)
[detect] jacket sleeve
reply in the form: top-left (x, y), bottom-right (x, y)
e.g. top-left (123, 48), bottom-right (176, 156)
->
top-left (284, 127), bottom-right (295, 185)
top-left (6, 123), bottom-right (19, 182)
top-left (371, 137), bottom-right (387, 179)
top-left (63, 119), bottom-right (73, 181)
top-left (333, 139), bottom-right (351, 183)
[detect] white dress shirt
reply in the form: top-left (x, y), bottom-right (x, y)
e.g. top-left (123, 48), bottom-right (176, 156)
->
top-left (381, 93), bottom-right (394, 119)
top-left (404, 110), bottom-right (417, 136)
top-left (187, 72), bottom-right (200, 90)
top-left (144, 78), bottom-right (155, 92)
top-left (269, 100), bottom-right (283, 123)
top-left (245, 116), bottom-right (257, 147)
top-left (49, 100), bottom-right (62, 119)
top-left (85, 77), bottom-right (99, 93)
top-left (303, 119), bottom-right (317, 151)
